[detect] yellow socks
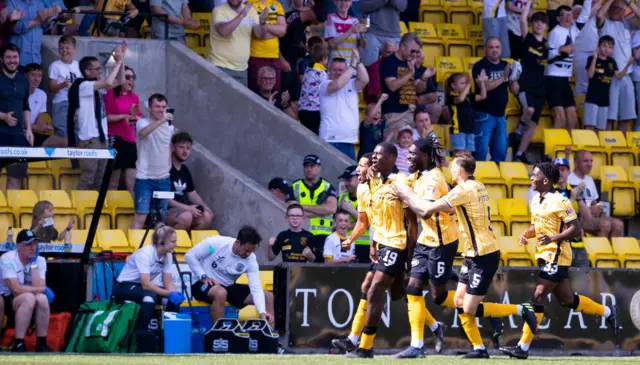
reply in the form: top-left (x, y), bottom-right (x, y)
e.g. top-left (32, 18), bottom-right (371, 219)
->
top-left (459, 312), bottom-right (484, 349)
top-left (576, 295), bottom-right (605, 317)
top-left (407, 295), bottom-right (426, 348)
top-left (360, 332), bottom-right (375, 350)
top-left (350, 298), bottom-right (368, 337)
top-left (479, 303), bottom-right (519, 317)
top-left (441, 290), bottom-right (456, 308)
top-left (519, 312), bottom-right (544, 347)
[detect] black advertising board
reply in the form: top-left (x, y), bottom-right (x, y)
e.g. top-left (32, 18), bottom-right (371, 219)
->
top-left (285, 265), bottom-right (640, 353)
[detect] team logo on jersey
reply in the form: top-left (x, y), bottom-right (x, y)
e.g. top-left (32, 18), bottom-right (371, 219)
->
top-left (566, 208), bottom-right (575, 215)
top-left (215, 255), bottom-right (225, 262)
top-left (300, 237), bottom-right (307, 246)
top-left (235, 263), bottom-right (245, 272)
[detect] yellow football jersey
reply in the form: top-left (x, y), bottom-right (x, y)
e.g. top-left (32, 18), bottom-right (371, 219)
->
top-left (530, 191), bottom-right (578, 266)
top-left (367, 172), bottom-right (413, 250)
top-left (414, 168), bottom-right (458, 247)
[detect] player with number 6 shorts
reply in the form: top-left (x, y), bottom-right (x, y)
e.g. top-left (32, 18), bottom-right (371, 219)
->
top-left (394, 154), bottom-right (539, 359)
top-left (500, 162), bottom-right (621, 359)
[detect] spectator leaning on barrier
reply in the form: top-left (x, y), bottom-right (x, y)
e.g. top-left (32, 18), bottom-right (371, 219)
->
top-left (298, 42), bottom-right (329, 135)
top-left (472, 37), bottom-right (519, 163)
top-left (246, 0), bottom-right (287, 91)
top-left (359, 0), bottom-right (405, 67)
top-left (319, 48), bottom-right (369, 160)
top-left (252, 65), bottom-right (298, 119)
top-left (165, 131), bottom-right (215, 230)
top-left (483, 0), bottom-right (510, 58)
top-left (0, 43), bottom-right (32, 190)
top-left (131, 93), bottom-right (175, 229)
top-left (150, 0), bottom-right (200, 43)
top-left (7, 0), bottom-right (61, 66)
top-left (30, 200), bottom-right (75, 242)
top-left (597, 0), bottom-right (639, 133)
top-left (268, 177), bottom-right (294, 201)
top-left (25, 63), bottom-right (50, 147)
top-left (0, 229), bottom-right (54, 352)
top-left (267, 203), bottom-right (316, 263)
top-left (68, 41), bottom-right (126, 191)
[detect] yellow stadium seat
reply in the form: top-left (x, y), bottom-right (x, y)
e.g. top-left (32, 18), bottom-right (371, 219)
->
top-left (499, 236), bottom-right (534, 266)
top-left (420, 0), bottom-right (447, 24)
top-left (431, 124), bottom-right (449, 150)
top-left (69, 229), bottom-right (100, 252)
top-left (463, 57), bottom-right (482, 84)
top-left (434, 56), bottom-right (463, 84)
top-left (238, 306), bottom-right (260, 322)
top-left (531, 116), bottom-right (553, 144)
top-left (600, 166), bottom-right (636, 217)
top-left (506, 92), bottom-right (521, 116)
top-left (97, 229), bottom-right (131, 253)
top-left (185, 33), bottom-right (201, 49)
top-left (467, 0), bottom-right (482, 22)
top-left (543, 129), bottom-right (572, 158)
top-left (236, 271), bottom-right (274, 291)
top-left (71, 190), bottom-right (111, 230)
top-left (400, 21), bottom-right (408, 36)
top-left (466, 24), bottom-right (483, 40)
top-left (409, 22), bottom-right (445, 67)
top-left (611, 237), bottom-right (640, 268)
top-left (38, 190), bottom-right (79, 233)
top-left (498, 198), bottom-right (530, 236)
top-left (628, 166), bottom-right (640, 202)
top-left (27, 162), bottom-right (55, 193)
top-left (444, 0), bottom-right (474, 26)
top-left (571, 130), bottom-right (607, 178)
top-left (0, 191), bottom-right (15, 227)
top-left (49, 159), bottom-right (80, 194)
top-left (128, 229), bottom-right (153, 249)
top-left (598, 131), bottom-right (635, 168)
top-left (437, 23), bottom-right (473, 59)
top-left (531, 0), bottom-right (548, 11)
top-left (626, 131), bottom-right (640, 161)
top-left (192, 12), bottom-right (211, 34)
top-left (7, 190), bottom-right (38, 225)
top-left (499, 162), bottom-right (531, 200)
top-left (584, 237), bottom-right (620, 268)
top-left (106, 191), bottom-right (134, 230)
top-left (489, 198), bottom-right (506, 236)
top-left (175, 230), bottom-right (193, 253)
top-left (475, 161), bottom-right (508, 200)
top-left (510, 221), bottom-right (531, 239)
top-left (191, 230), bottom-right (220, 245)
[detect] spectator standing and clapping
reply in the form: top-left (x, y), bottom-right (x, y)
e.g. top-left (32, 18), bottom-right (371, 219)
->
top-left (25, 63), bottom-right (50, 147)
top-left (150, 0), bottom-right (200, 43)
top-left (596, 0), bottom-right (639, 133)
top-left (252, 65), bottom-right (298, 119)
top-left (574, 0), bottom-right (601, 97)
top-left (246, 0), bottom-right (286, 90)
top-left (0, 3), bottom-right (23, 47)
top-left (324, 0), bottom-right (366, 65)
top-left (483, 0), bottom-right (510, 58)
top-left (280, 0), bottom-right (318, 99)
top-left (267, 203), bottom-right (316, 263)
top-left (445, 71), bottom-right (487, 157)
top-left (359, 0), bottom-right (406, 67)
top-left (131, 94), bottom-right (174, 229)
top-left (48, 35), bottom-right (80, 148)
top-left (0, 43), bottom-right (32, 190)
top-left (319, 48), bottom-right (369, 160)
top-left (298, 42), bottom-right (328, 135)
top-left (506, 0), bottom-right (531, 60)
top-left (68, 41), bottom-right (126, 191)
top-left (7, 0), bottom-right (61, 67)
top-left (104, 65), bottom-right (141, 196)
top-left (165, 131), bottom-right (215, 230)
top-left (472, 37), bottom-right (519, 163)
top-left (30, 200), bottom-right (75, 242)
top-left (323, 210), bottom-right (355, 264)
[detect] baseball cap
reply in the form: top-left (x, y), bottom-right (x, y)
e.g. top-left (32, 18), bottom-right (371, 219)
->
top-left (16, 229), bottom-right (40, 245)
top-left (339, 165), bottom-right (358, 179)
top-left (268, 177), bottom-right (291, 192)
top-left (397, 124), bottom-right (413, 135)
top-left (303, 154), bottom-right (321, 165)
top-left (554, 158), bottom-right (570, 168)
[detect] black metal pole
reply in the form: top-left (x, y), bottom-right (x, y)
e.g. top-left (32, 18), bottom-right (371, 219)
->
top-left (81, 158), bottom-right (114, 265)
top-left (164, 15), bottom-right (169, 41)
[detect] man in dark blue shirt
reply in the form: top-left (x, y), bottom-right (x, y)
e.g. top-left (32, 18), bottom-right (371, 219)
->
top-left (471, 37), bottom-right (520, 163)
top-left (0, 43), bottom-right (32, 190)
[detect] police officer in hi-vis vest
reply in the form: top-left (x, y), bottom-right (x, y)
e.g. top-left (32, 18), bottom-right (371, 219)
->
top-left (290, 155), bottom-right (339, 261)
top-left (338, 165), bottom-right (371, 263)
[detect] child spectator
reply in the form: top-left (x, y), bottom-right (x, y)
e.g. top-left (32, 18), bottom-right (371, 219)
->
top-left (358, 93), bottom-right (387, 158)
top-left (48, 35), bottom-right (81, 147)
top-left (323, 210), bottom-right (355, 264)
top-left (30, 200), bottom-right (75, 242)
top-left (25, 63), bottom-right (51, 147)
top-left (298, 42), bottom-right (328, 135)
top-left (584, 35), bottom-right (634, 131)
top-left (297, 35), bottom-right (324, 79)
top-left (393, 126), bottom-right (413, 174)
top-left (412, 108), bottom-right (439, 146)
top-left (267, 204), bottom-right (316, 263)
top-left (445, 71), bottom-right (488, 156)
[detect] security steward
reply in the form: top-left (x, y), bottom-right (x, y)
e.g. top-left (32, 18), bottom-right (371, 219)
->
top-left (337, 165), bottom-right (371, 263)
top-left (290, 154), bottom-right (338, 261)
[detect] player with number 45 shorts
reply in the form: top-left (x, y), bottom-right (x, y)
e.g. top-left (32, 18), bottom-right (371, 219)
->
top-left (500, 162), bottom-right (621, 360)
top-left (395, 154), bottom-right (539, 359)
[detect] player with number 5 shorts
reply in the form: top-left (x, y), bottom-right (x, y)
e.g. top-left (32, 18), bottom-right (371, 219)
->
top-left (500, 162), bottom-right (621, 360)
top-left (394, 155), bottom-right (538, 359)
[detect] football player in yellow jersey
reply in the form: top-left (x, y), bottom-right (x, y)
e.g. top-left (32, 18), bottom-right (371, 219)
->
top-left (394, 155), bottom-right (538, 359)
top-left (500, 162), bottom-right (621, 360)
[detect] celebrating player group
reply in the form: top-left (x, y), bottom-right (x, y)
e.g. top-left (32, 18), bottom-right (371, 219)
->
top-left (331, 140), bottom-right (621, 359)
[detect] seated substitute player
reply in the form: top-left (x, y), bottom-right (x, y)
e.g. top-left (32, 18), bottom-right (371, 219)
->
top-left (267, 204), bottom-right (316, 263)
top-left (500, 162), bottom-right (621, 359)
top-left (393, 154), bottom-right (538, 359)
top-left (113, 225), bottom-right (185, 336)
top-left (185, 226), bottom-right (275, 328)
top-left (0, 230), bottom-right (54, 352)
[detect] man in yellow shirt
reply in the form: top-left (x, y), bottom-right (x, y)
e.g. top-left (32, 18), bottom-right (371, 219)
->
top-left (246, 0), bottom-right (286, 91)
top-left (500, 162), bottom-right (621, 359)
top-left (394, 154), bottom-right (538, 359)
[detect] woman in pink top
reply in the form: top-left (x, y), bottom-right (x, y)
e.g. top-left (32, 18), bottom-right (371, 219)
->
top-left (105, 66), bottom-right (141, 196)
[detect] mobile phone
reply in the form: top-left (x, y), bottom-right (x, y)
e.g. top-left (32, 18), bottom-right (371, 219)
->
top-left (166, 108), bottom-right (174, 125)
top-left (43, 217), bottom-right (54, 227)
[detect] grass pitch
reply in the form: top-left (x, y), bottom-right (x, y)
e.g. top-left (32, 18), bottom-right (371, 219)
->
top-left (0, 355), bottom-right (637, 365)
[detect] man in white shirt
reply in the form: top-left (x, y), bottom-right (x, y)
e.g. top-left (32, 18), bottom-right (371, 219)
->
top-left (323, 210), bottom-right (355, 264)
top-left (132, 93), bottom-right (175, 229)
top-left (319, 48), bottom-right (369, 160)
top-left (506, 0), bottom-right (531, 60)
top-left (597, 0), bottom-right (640, 133)
top-left (24, 63), bottom-right (50, 147)
top-left (0, 230), bottom-right (53, 352)
top-left (69, 42), bottom-right (126, 191)
top-left (185, 226), bottom-right (275, 327)
top-left (483, 0), bottom-right (511, 58)
top-left (574, 0), bottom-right (602, 95)
top-left (567, 150), bottom-right (624, 238)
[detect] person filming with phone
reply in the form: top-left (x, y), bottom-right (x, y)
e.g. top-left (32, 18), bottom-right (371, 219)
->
top-left (131, 93), bottom-right (175, 229)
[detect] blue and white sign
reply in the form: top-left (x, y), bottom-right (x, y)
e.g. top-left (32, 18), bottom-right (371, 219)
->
top-left (0, 242), bottom-right (85, 254)
top-left (0, 147), bottom-right (115, 159)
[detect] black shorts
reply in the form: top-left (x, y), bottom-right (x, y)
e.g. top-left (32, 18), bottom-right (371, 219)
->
top-left (410, 241), bottom-right (458, 286)
top-left (376, 245), bottom-right (407, 276)
top-left (109, 135), bottom-right (137, 170)
top-left (368, 261), bottom-right (377, 273)
top-left (537, 259), bottom-right (570, 283)
top-left (458, 250), bottom-right (500, 296)
top-left (517, 91), bottom-right (545, 123)
top-left (191, 280), bottom-right (251, 309)
top-left (546, 76), bottom-right (575, 108)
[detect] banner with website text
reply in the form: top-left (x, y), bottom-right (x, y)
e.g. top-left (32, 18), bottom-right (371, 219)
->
top-left (285, 266), bottom-right (640, 352)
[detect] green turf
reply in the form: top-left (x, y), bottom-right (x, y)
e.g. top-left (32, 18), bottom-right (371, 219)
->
top-left (0, 355), bottom-right (637, 365)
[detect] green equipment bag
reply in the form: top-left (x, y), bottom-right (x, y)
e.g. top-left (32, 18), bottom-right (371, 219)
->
top-left (66, 300), bottom-right (140, 353)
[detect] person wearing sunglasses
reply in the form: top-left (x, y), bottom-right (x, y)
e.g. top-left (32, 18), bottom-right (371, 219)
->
top-left (104, 65), bottom-right (141, 196)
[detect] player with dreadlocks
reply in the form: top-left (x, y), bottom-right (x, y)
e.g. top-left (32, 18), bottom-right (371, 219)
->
top-left (500, 162), bottom-right (621, 359)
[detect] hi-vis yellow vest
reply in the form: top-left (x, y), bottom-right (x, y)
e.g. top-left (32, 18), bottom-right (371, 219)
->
top-left (338, 192), bottom-right (371, 246)
top-left (292, 179), bottom-right (333, 235)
